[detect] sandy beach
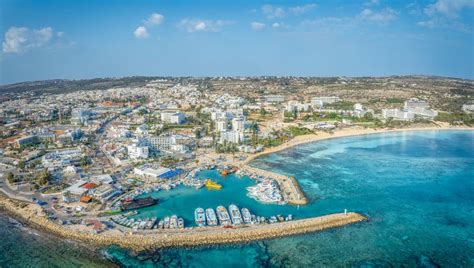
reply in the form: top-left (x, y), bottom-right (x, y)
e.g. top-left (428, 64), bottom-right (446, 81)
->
top-left (243, 124), bottom-right (474, 164)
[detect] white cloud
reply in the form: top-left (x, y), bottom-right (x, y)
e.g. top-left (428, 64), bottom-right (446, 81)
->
top-left (425, 0), bottom-right (474, 18)
top-left (364, 0), bottom-right (380, 7)
top-left (144, 13), bottom-right (164, 26)
top-left (2, 26), bottom-right (58, 54)
top-left (359, 8), bottom-right (398, 23)
top-left (178, 19), bottom-right (229, 32)
top-left (134, 26), bottom-right (149, 38)
top-left (289, 4), bottom-right (317, 15)
top-left (251, 22), bottom-right (266, 30)
top-left (262, 4), bottom-right (285, 19)
top-left (272, 22), bottom-right (281, 28)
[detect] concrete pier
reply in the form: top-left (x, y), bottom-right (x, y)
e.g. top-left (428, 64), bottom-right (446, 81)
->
top-left (0, 194), bottom-right (365, 251)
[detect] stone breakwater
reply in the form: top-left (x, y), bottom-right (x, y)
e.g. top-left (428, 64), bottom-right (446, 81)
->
top-left (0, 194), bottom-right (365, 251)
top-left (240, 165), bottom-right (308, 205)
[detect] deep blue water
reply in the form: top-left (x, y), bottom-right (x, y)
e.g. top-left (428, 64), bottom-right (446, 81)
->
top-left (1, 130), bottom-right (473, 267)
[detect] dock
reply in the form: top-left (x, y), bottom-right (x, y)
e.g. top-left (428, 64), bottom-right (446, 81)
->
top-left (240, 165), bottom-right (308, 205)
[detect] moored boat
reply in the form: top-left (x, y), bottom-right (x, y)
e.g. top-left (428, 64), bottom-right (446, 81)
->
top-left (205, 208), bottom-right (218, 226)
top-left (228, 204), bottom-right (243, 225)
top-left (164, 216), bottom-right (170, 229)
top-left (241, 208), bottom-right (252, 224)
top-left (178, 217), bottom-right (184, 229)
top-left (194, 207), bottom-right (206, 227)
top-left (216, 205), bottom-right (231, 226)
top-left (170, 215), bottom-right (178, 229)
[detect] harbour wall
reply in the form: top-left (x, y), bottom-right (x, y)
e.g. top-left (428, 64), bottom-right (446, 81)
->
top-left (0, 193), bottom-right (365, 251)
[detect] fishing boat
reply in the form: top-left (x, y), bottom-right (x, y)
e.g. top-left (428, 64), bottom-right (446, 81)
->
top-left (164, 216), bottom-right (170, 229)
top-left (178, 218), bottom-right (184, 229)
top-left (228, 204), bottom-right (243, 225)
top-left (216, 205), bottom-right (231, 226)
top-left (205, 208), bottom-right (218, 226)
top-left (205, 179), bottom-right (222, 190)
top-left (241, 208), bottom-right (252, 224)
top-left (194, 207), bottom-right (206, 227)
top-left (170, 215), bottom-right (178, 229)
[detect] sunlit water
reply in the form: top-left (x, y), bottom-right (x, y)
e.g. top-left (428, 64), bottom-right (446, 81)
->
top-left (1, 130), bottom-right (473, 267)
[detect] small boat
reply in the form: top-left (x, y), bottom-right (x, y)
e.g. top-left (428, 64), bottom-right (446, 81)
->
top-left (178, 218), bottom-right (184, 229)
top-left (241, 208), bottom-right (252, 224)
top-left (158, 220), bottom-right (164, 229)
top-left (194, 208), bottom-right (206, 227)
top-left (205, 208), bottom-right (218, 226)
top-left (216, 206), bottom-right (231, 226)
top-left (220, 169), bottom-right (229, 176)
top-left (205, 179), bottom-right (222, 190)
top-left (164, 217), bottom-right (170, 229)
top-left (228, 204), bottom-right (243, 225)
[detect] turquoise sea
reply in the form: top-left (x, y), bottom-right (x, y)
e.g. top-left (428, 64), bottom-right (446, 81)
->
top-left (1, 130), bottom-right (473, 267)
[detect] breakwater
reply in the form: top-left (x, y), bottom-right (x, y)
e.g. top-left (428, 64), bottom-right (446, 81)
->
top-left (0, 193), bottom-right (365, 251)
top-left (240, 165), bottom-right (308, 205)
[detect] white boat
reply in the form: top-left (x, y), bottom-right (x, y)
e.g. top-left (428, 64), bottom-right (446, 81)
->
top-left (170, 215), bottom-right (178, 229)
top-left (241, 208), bottom-right (252, 224)
top-left (164, 216), bottom-right (170, 229)
top-left (178, 218), bottom-right (184, 229)
top-left (205, 208), bottom-right (218, 226)
top-left (216, 205), bottom-right (231, 226)
top-left (195, 208), bottom-right (206, 227)
top-left (158, 220), bottom-right (164, 229)
top-left (228, 204), bottom-right (243, 225)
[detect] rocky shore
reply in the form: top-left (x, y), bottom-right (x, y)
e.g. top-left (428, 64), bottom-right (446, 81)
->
top-left (0, 193), bottom-right (366, 251)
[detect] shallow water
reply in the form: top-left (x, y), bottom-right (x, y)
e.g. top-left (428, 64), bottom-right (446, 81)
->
top-left (0, 213), bottom-right (115, 267)
top-left (1, 130), bottom-right (473, 267)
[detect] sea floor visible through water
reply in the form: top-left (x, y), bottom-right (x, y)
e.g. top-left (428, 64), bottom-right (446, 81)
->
top-left (1, 130), bottom-right (473, 267)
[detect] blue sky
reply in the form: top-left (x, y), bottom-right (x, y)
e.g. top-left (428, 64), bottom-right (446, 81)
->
top-left (1, 0), bottom-right (473, 84)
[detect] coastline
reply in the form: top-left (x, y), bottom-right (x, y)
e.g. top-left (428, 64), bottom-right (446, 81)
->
top-left (0, 191), bottom-right (366, 251)
top-left (0, 125), bottom-right (471, 251)
top-left (243, 125), bottom-right (474, 164)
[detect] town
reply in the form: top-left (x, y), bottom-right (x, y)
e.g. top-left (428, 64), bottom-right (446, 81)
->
top-left (0, 76), bottom-right (472, 235)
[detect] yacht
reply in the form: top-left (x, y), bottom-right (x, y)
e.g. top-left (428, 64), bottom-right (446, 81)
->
top-left (194, 207), bottom-right (206, 227)
top-left (228, 204), bottom-right (243, 225)
top-left (241, 208), bottom-right (252, 224)
top-left (205, 208), bottom-right (218, 226)
top-left (216, 205), bottom-right (231, 226)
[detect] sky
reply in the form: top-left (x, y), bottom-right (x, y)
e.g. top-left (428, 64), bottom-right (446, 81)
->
top-left (0, 0), bottom-right (473, 84)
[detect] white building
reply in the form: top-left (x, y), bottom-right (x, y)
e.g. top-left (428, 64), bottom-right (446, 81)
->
top-left (91, 184), bottom-right (121, 203)
top-left (264, 95), bottom-right (285, 103)
top-left (382, 109), bottom-right (415, 121)
top-left (220, 131), bottom-right (244, 144)
top-left (231, 117), bottom-right (245, 132)
top-left (463, 104), bottom-right (474, 114)
top-left (127, 144), bottom-right (149, 159)
top-left (404, 98), bottom-right (429, 110)
top-left (286, 101), bottom-right (311, 112)
top-left (311, 96), bottom-right (340, 107)
top-left (216, 120), bottom-right (228, 132)
top-left (134, 166), bottom-right (171, 180)
top-left (161, 111), bottom-right (185, 124)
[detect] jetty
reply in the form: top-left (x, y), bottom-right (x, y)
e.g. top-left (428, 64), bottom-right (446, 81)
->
top-left (240, 165), bottom-right (308, 205)
top-left (0, 193), bottom-right (365, 250)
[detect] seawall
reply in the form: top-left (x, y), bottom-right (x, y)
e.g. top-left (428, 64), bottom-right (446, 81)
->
top-left (0, 193), bottom-right (365, 251)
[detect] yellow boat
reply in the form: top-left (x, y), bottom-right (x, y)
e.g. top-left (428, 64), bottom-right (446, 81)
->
top-left (205, 179), bottom-right (222, 190)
